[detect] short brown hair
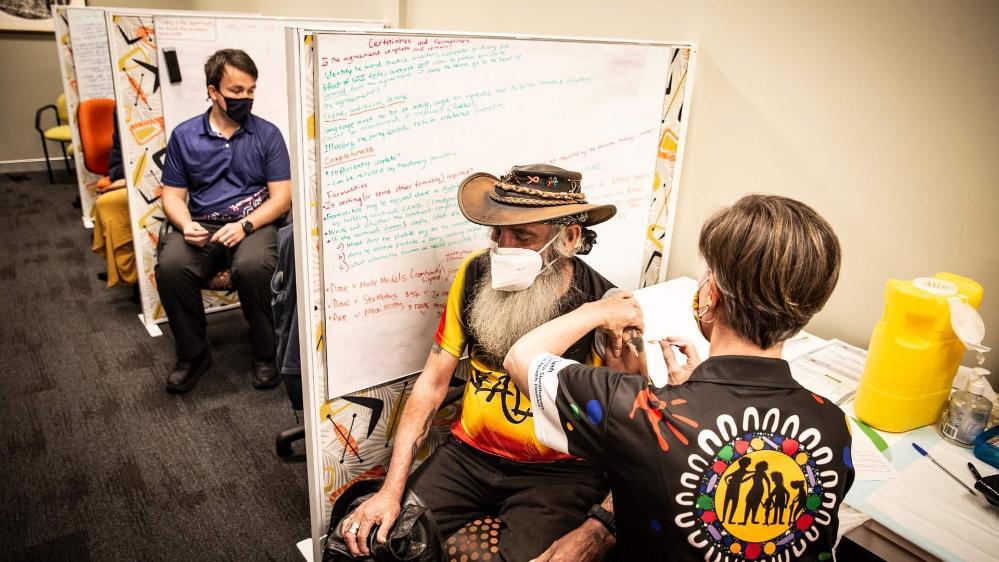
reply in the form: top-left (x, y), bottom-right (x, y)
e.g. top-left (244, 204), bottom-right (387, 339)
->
top-left (204, 49), bottom-right (258, 90)
top-left (698, 194), bottom-right (841, 349)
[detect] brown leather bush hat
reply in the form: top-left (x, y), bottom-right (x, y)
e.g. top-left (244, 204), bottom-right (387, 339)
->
top-left (458, 164), bottom-right (617, 227)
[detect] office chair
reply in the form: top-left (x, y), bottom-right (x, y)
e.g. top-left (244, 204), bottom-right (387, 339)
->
top-left (34, 93), bottom-right (73, 183)
top-left (77, 98), bottom-right (116, 177)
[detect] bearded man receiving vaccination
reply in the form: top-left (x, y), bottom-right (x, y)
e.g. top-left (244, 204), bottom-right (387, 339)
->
top-left (342, 165), bottom-right (622, 561)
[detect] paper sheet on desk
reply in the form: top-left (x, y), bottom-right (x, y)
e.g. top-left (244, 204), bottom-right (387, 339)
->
top-left (860, 441), bottom-right (999, 562)
top-left (848, 417), bottom-right (898, 481)
top-left (781, 332), bottom-right (830, 362)
top-left (789, 340), bottom-right (865, 404)
top-left (631, 278), bottom-right (710, 387)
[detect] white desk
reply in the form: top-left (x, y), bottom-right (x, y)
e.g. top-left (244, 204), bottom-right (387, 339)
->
top-left (840, 402), bottom-right (999, 561)
top-left (782, 332), bottom-right (999, 561)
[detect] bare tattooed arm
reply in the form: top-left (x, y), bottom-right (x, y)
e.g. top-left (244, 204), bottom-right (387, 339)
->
top-left (342, 342), bottom-right (460, 556)
top-left (380, 342), bottom-right (459, 498)
top-left (409, 408), bottom-right (436, 460)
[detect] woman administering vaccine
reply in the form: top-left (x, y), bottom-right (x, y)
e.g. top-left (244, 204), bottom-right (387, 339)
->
top-left (505, 194), bottom-right (856, 562)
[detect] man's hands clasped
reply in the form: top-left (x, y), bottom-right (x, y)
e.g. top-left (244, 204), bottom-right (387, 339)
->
top-left (182, 221), bottom-right (246, 248)
top-left (183, 222), bottom-right (211, 247)
top-left (210, 222), bottom-right (246, 248)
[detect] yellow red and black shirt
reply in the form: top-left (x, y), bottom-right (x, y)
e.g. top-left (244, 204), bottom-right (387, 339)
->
top-left (434, 250), bottom-right (615, 462)
top-left (527, 353), bottom-right (856, 561)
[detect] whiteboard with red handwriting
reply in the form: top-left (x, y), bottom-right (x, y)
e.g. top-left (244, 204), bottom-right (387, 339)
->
top-left (315, 32), bottom-right (679, 397)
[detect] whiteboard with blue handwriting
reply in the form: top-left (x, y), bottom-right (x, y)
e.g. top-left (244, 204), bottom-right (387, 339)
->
top-left (314, 32), bottom-right (686, 397)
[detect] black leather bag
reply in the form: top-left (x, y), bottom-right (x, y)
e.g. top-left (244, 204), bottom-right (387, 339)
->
top-left (323, 479), bottom-right (444, 562)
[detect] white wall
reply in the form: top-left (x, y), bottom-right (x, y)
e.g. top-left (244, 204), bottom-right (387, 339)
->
top-left (402, 0), bottom-right (999, 378)
top-left (191, 0), bottom-right (999, 378)
top-left (187, 0), bottom-right (400, 26)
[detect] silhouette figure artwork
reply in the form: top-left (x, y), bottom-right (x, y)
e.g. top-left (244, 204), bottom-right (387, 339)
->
top-left (765, 471), bottom-right (790, 525)
top-left (677, 413), bottom-right (846, 561)
top-left (740, 461), bottom-right (772, 525)
top-left (789, 479), bottom-right (808, 522)
top-left (722, 457), bottom-right (753, 524)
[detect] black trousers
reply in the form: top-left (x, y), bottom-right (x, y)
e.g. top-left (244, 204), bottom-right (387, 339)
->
top-left (409, 437), bottom-right (608, 562)
top-left (155, 221), bottom-right (278, 361)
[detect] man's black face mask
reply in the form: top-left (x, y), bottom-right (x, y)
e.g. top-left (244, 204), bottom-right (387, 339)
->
top-left (221, 95), bottom-right (253, 125)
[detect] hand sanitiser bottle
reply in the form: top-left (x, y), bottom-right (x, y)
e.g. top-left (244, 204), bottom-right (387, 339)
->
top-left (941, 368), bottom-right (994, 447)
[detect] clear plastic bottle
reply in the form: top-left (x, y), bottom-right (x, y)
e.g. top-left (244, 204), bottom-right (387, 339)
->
top-left (940, 368), bottom-right (994, 446)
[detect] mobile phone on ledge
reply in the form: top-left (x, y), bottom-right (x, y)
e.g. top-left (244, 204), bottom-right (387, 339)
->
top-left (162, 48), bottom-right (182, 84)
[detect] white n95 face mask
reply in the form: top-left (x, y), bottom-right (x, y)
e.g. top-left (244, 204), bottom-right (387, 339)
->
top-left (489, 231), bottom-right (562, 292)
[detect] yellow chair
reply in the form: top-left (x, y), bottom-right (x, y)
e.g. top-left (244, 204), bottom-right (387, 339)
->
top-left (35, 93), bottom-right (74, 183)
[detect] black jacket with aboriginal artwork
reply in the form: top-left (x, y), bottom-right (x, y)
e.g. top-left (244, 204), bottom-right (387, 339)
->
top-left (527, 353), bottom-right (855, 561)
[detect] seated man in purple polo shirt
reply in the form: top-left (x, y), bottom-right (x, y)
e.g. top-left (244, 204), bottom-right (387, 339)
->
top-left (157, 49), bottom-right (291, 393)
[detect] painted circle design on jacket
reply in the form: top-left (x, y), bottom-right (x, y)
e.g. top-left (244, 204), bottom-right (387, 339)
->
top-left (674, 408), bottom-right (842, 562)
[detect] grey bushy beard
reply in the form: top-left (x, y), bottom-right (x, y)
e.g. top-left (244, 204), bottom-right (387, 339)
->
top-left (467, 252), bottom-right (575, 371)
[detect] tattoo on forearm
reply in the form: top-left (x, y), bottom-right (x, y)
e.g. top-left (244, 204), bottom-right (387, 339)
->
top-left (409, 409), bottom-right (437, 459)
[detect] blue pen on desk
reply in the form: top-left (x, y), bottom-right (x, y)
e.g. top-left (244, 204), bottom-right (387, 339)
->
top-left (911, 442), bottom-right (976, 495)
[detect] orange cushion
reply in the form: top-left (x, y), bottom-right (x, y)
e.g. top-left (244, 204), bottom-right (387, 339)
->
top-left (78, 99), bottom-right (116, 176)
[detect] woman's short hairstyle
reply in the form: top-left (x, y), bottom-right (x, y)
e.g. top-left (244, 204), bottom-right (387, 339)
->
top-left (204, 49), bottom-right (258, 90)
top-left (699, 194), bottom-right (841, 349)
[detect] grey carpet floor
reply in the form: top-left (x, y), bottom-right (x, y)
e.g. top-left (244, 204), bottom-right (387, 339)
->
top-left (0, 172), bottom-right (310, 561)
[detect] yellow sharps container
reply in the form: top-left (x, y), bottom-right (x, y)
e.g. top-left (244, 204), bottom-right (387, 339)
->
top-left (854, 273), bottom-right (984, 432)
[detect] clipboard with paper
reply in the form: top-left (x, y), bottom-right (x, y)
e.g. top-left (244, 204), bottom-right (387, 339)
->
top-left (627, 277), bottom-right (711, 387)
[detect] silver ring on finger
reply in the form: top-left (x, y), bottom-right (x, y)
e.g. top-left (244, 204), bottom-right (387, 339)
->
top-left (347, 521), bottom-right (360, 535)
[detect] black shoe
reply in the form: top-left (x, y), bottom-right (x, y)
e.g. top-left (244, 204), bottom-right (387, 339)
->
top-left (252, 359), bottom-right (280, 389)
top-left (166, 349), bottom-right (212, 394)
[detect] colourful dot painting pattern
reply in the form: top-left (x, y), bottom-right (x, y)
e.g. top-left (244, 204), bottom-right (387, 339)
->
top-left (696, 431), bottom-right (824, 556)
top-left (585, 399), bottom-right (603, 425)
top-left (676, 407), bottom-right (842, 562)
